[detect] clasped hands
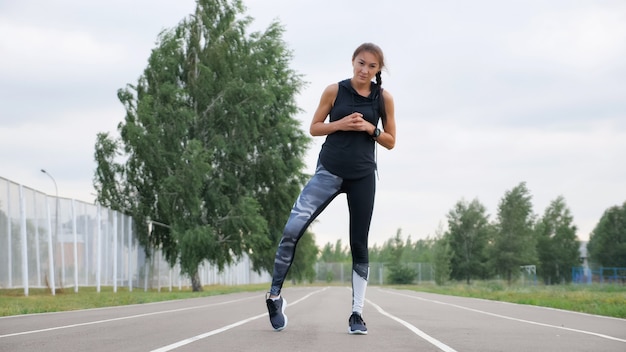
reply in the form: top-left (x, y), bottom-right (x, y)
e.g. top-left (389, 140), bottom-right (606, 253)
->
top-left (338, 112), bottom-right (376, 134)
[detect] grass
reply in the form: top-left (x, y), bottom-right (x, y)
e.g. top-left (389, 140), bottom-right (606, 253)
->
top-left (395, 281), bottom-right (626, 319)
top-left (2, 282), bottom-right (625, 319)
top-left (0, 284), bottom-right (268, 317)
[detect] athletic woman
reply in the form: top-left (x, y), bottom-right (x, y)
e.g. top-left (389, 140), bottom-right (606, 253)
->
top-left (266, 42), bottom-right (396, 334)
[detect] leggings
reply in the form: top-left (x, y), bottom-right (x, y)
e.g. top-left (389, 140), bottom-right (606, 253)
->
top-left (270, 162), bottom-right (376, 299)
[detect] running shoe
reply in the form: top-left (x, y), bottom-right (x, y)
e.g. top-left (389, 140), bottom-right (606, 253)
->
top-left (266, 294), bottom-right (288, 331)
top-left (348, 312), bottom-right (367, 335)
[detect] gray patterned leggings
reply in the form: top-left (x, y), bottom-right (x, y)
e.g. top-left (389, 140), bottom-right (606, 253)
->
top-left (270, 162), bottom-right (376, 297)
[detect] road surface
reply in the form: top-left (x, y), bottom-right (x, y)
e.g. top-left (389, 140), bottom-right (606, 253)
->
top-left (1, 286), bottom-right (625, 351)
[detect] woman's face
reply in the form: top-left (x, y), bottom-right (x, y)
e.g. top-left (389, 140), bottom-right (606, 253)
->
top-left (352, 51), bottom-right (380, 84)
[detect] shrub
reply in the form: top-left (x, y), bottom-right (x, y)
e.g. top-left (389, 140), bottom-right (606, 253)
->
top-left (388, 264), bottom-right (417, 284)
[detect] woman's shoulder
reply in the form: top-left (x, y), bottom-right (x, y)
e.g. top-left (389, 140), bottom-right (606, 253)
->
top-left (381, 87), bottom-right (393, 100)
top-left (322, 82), bottom-right (340, 96)
top-left (321, 79), bottom-right (353, 99)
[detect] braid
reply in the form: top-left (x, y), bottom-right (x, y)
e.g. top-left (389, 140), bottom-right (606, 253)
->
top-left (376, 71), bottom-right (386, 122)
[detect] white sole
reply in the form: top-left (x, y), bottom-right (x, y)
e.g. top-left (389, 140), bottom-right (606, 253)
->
top-left (348, 328), bottom-right (367, 335)
top-left (348, 329), bottom-right (368, 335)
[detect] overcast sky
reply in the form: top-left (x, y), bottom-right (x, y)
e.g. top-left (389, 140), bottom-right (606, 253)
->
top-left (1, 0), bottom-right (625, 247)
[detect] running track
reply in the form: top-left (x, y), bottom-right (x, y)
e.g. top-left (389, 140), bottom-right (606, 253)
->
top-left (1, 287), bottom-right (625, 351)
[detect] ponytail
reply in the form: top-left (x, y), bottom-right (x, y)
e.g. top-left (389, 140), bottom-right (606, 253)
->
top-left (376, 71), bottom-right (386, 122)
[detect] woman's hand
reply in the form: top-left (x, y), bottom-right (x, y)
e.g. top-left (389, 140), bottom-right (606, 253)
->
top-left (335, 112), bottom-right (374, 133)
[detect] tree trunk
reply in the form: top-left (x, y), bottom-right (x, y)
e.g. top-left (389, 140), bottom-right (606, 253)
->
top-left (191, 271), bottom-right (203, 292)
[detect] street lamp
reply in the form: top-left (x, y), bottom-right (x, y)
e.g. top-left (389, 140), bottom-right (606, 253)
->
top-left (40, 169), bottom-right (58, 199)
top-left (41, 169), bottom-right (62, 286)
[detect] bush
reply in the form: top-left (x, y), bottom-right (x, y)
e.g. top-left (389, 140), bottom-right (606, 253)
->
top-left (388, 264), bottom-right (417, 284)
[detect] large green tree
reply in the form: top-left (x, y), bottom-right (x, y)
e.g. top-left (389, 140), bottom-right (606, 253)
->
top-left (445, 198), bottom-right (491, 284)
top-left (489, 182), bottom-right (537, 285)
top-left (535, 196), bottom-right (580, 284)
top-left (93, 0), bottom-right (311, 290)
top-left (588, 201), bottom-right (626, 267)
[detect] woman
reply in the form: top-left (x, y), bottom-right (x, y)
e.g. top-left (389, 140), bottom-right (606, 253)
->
top-left (266, 42), bottom-right (396, 335)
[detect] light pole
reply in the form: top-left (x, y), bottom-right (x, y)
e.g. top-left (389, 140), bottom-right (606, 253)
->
top-left (41, 169), bottom-right (62, 286)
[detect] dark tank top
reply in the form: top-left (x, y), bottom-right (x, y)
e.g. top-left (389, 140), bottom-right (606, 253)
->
top-left (318, 79), bottom-right (382, 179)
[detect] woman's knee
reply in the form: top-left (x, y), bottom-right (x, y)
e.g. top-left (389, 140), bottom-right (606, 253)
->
top-left (351, 243), bottom-right (369, 263)
top-left (283, 216), bottom-right (307, 243)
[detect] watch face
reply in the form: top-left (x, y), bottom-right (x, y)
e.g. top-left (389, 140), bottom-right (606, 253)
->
top-left (374, 128), bottom-right (381, 137)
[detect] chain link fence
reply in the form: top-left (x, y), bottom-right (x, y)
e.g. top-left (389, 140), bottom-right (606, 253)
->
top-left (315, 262), bottom-right (434, 285)
top-left (0, 176), bottom-right (270, 295)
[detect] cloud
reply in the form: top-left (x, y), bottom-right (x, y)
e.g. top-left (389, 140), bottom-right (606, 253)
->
top-left (508, 7), bottom-right (626, 71)
top-left (1, 0), bottom-right (625, 247)
top-left (0, 20), bottom-right (126, 79)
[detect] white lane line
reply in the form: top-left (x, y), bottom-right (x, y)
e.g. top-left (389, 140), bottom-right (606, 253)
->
top-left (0, 296), bottom-right (258, 339)
top-left (383, 289), bottom-right (626, 344)
top-left (150, 287), bottom-right (328, 352)
top-left (367, 299), bottom-right (459, 352)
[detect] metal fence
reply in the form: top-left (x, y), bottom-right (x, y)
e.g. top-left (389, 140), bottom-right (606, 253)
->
top-left (315, 262), bottom-right (435, 285)
top-left (0, 176), bottom-right (271, 296)
top-left (572, 266), bottom-right (626, 284)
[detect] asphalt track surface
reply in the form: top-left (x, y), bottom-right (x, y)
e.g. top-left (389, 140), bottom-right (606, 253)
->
top-left (1, 286), bottom-right (625, 351)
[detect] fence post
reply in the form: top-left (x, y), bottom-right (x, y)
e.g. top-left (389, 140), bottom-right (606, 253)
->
top-left (7, 182), bottom-right (12, 288)
top-left (178, 262), bottom-right (182, 290)
top-left (46, 197), bottom-right (56, 295)
top-left (33, 192), bottom-right (41, 287)
top-left (96, 204), bottom-right (102, 293)
top-left (128, 216), bottom-right (133, 292)
top-left (104, 211), bottom-right (110, 287)
top-left (19, 185), bottom-right (29, 296)
top-left (157, 253), bottom-right (161, 292)
top-left (340, 263), bottom-right (344, 283)
top-left (169, 268), bottom-right (173, 292)
top-left (144, 259), bottom-right (149, 292)
top-left (600, 267), bottom-right (603, 284)
top-left (84, 207), bottom-right (89, 287)
top-left (113, 212), bottom-right (118, 293)
top-left (72, 199), bottom-right (78, 293)
top-left (418, 262), bottom-right (422, 284)
top-left (120, 214), bottom-right (124, 289)
top-left (59, 199), bottom-right (65, 289)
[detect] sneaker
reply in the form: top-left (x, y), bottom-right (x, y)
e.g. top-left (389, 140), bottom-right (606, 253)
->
top-left (348, 312), bottom-right (367, 335)
top-left (266, 294), bottom-right (288, 331)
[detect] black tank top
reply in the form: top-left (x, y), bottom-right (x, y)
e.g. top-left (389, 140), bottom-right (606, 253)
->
top-left (318, 79), bottom-right (382, 179)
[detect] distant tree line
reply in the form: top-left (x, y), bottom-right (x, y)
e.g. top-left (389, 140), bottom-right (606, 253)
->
top-left (319, 182), bottom-right (626, 286)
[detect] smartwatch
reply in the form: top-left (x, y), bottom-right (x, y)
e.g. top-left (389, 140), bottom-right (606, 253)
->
top-left (371, 127), bottom-right (381, 139)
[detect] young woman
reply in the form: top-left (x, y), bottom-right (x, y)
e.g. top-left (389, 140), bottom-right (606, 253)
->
top-left (266, 42), bottom-right (396, 334)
